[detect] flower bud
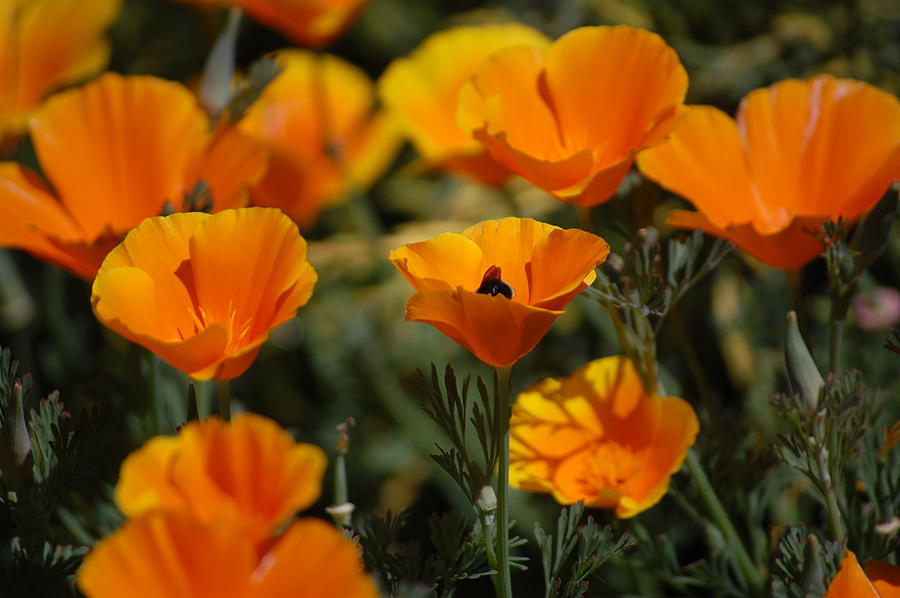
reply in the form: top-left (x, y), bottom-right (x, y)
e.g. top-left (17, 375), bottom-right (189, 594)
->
top-left (784, 311), bottom-right (824, 411)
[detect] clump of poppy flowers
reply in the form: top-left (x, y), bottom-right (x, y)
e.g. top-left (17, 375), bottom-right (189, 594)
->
top-left (0, 4), bottom-right (897, 598)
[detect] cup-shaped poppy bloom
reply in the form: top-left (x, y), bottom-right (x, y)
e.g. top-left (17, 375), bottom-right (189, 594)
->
top-left (824, 550), bottom-right (900, 598)
top-left (0, 0), bottom-right (120, 140)
top-left (636, 75), bottom-right (900, 269)
top-left (91, 208), bottom-right (317, 380)
top-left (456, 25), bottom-right (687, 206)
top-left (509, 356), bottom-right (699, 517)
top-left (77, 514), bottom-right (378, 598)
top-left (238, 49), bottom-right (401, 228)
top-left (175, 0), bottom-right (367, 47)
top-left (378, 23), bottom-right (549, 185)
top-left (115, 413), bottom-right (326, 544)
top-left (389, 217), bottom-right (610, 367)
top-left (0, 72), bottom-right (268, 280)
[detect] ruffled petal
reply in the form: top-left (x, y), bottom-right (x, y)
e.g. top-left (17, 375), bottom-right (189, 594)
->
top-left (115, 436), bottom-right (183, 517)
top-left (196, 127), bottom-right (269, 212)
top-left (388, 232), bottom-right (484, 291)
top-left (171, 415), bottom-right (327, 543)
top-left (528, 226), bottom-right (609, 309)
top-left (867, 560), bottom-right (900, 598)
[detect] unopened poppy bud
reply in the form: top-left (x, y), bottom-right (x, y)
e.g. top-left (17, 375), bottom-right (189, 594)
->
top-left (0, 383), bottom-right (33, 481)
top-left (477, 485), bottom-right (497, 514)
top-left (784, 312), bottom-right (824, 411)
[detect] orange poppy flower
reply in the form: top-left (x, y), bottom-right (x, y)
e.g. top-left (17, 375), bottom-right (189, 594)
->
top-left (91, 208), bottom-right (317, 380)
top-left (115, 413), bottom-right (326, 544)
top-left (456, 25), bottom-right (687, 206)
top-left (0, 72), bottom-right (267, 280)
top-left (0, 0), bottom-right (119, 141)
top-left (824, 550), bottom-right (900, 598)
top-left (389, 217), bottom-right (610, 367)
top-left (176, 0), bottom-right (367, 48)
top-left (636, 75), bottom-right (900, 269)
top-left (238, 49), bottom-right (401, 228)
top-left (77, 514), bottom-right (378, 598)
top-left (509, 356), bottom-right (699, 517)
top-left (378, 23), bottom-right (550, 185)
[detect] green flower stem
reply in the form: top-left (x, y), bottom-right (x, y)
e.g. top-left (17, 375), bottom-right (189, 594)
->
top-left (479, 508), bottom-right (501, 596)
top-left (827, 317), bottom-right (843, 374)
top-left (494, 365), bottom-right (513, 598)
top-left (683, 449), bottom-right (764, 594)
top-left (216, 379), bottom-right (231, 421)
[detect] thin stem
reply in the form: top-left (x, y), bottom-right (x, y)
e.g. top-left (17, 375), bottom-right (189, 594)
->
top-left (479, 509), bottom-right (501, 596)
top-left (494, 365), bottom-right (513, 598)
top-left (575, 205), bottom-right (593, 232)
top-left (216, 380), bottom-right (231, 421)
top-left (683, 449), bottom-right (765, 594)
top-left (814, 413), bottom-right (845, 540)
top-left (828, 317), bottom-right (843, 374)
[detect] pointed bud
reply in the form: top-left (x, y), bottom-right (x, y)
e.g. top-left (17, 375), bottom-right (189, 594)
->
top-left (785, 311), bottom-right (824, 411)
top-left (0, 383), bottom-right (33, 480)
top-left (199, 7), bottom-right (242, 114)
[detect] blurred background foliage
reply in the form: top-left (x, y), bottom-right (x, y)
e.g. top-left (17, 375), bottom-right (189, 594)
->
top-left (0, 0), bottom-right (898, 596)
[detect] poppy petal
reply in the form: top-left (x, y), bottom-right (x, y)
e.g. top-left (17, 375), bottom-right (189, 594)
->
top-left (185, 208), bottom-right (317, 349)
top-left (31, 73), bottom-right (208, 240)
top-left (115, 436), bottom-right (183, 517)
top-left (667, 209), bottom-right (824, 269)
top-left (388, 233), bottom-right (484, 291)
top-left (528, 227), bottom-right (609, 309)
top-left (77, 513), bottom-right (256, 598)
top-left (405, 288), bottom-right (563, 367)
top-left (251, 519), bottom-right (377, 598)
top-left (0, 162), bottom-right (91, 275)
top-left (637, 106), bottom-right (761, 230)
top-left (543, 26), bottom-right (687, 166)
top-left (824, 551), bottom-right (881, 598)
top-left (867, 560), bottom-right (900, 598)
top-left (379, 23), bottom-right (549, 165)
top-left (196, 127), bottom-right (269, 212)
top-left (171, 415), bottom-right (327, 542)
top-left (6, 0), bottom-right (118, 120)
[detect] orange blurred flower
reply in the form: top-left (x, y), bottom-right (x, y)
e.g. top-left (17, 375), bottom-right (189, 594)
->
top-left (0, 73), bottom-right (267, 280)
top-left (0, 0), bottom-right (119, 141)
top-left (175, 0), bottom-right (367, 47)
top-left (824, 550), bottom-right (900, 598)
top-left (637, 75), bottom-right (900, 269)
top-left (378, 23), bottom-right (549, 185)
top-left (509, 356), bottom-right (699, 517)
top-left (238, 49), bottom-right (401, 228)
top-left (389, 217), bottom-right (609, 367)
top-left (77, 513), bottom-right (377, 598)
top-left (91, 208), bottom-right (317, 380)
top-left (456, 25), bottom-right (687, 206)
top-left (115, 413), bottom-right (326, 543)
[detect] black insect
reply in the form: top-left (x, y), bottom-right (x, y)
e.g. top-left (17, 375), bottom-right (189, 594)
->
top-left (476, 265), bottom-right (514, 299)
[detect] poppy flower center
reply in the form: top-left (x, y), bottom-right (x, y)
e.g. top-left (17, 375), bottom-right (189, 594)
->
top-left (576, 441), bottom-right (645, 493)
top-left (476, 265), bottom-right (514, 299)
